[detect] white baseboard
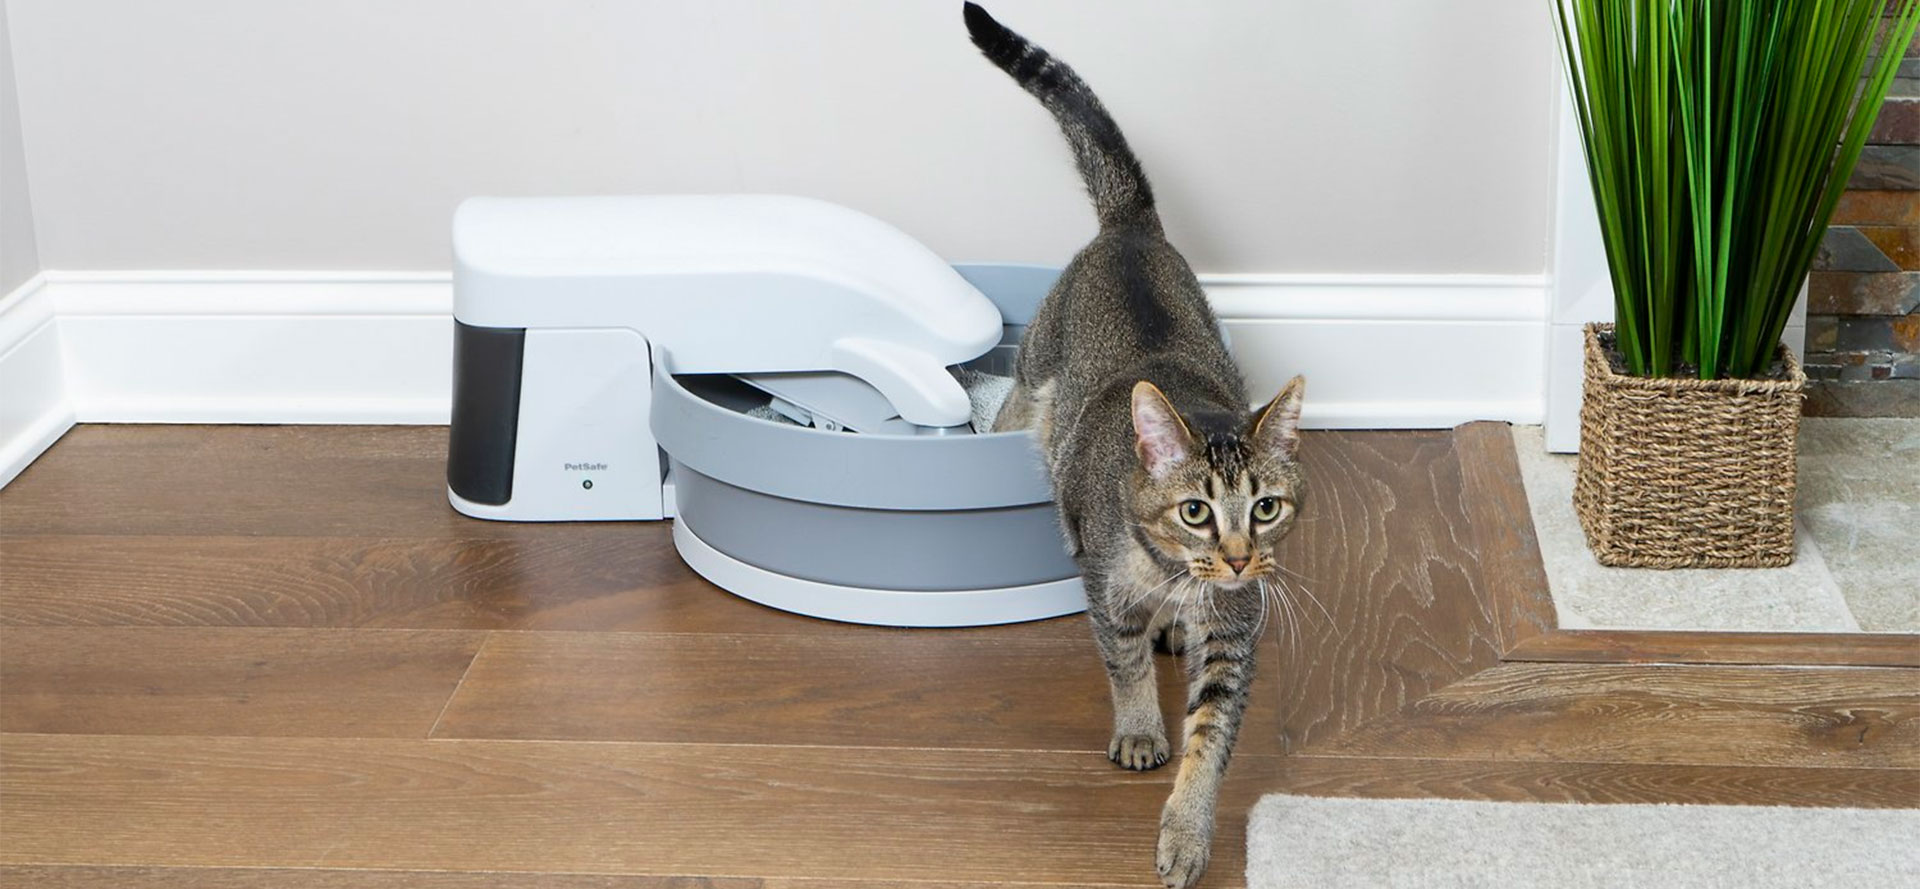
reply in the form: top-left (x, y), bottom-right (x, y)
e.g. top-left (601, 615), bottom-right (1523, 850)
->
top-left (1210, 274), bottom-right (1546, 429)
top-left (0, 275), bottom-right (75, 488)
top-left (51, 271), bottom-right (454, 425)
top-left (0, 269), bottom-right (1551, 488)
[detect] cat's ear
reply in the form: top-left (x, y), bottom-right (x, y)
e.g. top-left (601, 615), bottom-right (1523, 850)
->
top-left (1131, 381), bottom-right (1193, 480)
top-left (1251, 375), bottom-right (1306, 460)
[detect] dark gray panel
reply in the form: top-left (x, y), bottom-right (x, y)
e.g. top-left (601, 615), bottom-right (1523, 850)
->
top-left (446, 321), bottom-right (526, 505)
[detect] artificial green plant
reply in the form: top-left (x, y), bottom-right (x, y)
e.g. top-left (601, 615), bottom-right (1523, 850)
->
top-left (1554, 0), bottom-right (1920, 379)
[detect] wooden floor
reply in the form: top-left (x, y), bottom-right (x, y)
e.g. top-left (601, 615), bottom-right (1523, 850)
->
top-left (0, 424), bottom-right (1913, 888)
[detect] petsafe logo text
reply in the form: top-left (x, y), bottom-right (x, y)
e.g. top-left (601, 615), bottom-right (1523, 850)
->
top-left (564, 463), bottom-right (609, 472)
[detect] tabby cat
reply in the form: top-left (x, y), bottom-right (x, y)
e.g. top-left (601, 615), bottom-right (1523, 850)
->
top-left (964, 5), bottom-right (1307, 887)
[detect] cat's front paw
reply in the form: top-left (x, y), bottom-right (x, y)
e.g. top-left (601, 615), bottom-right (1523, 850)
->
top-left (1155, 812), bottom-right (1212, 889)
top-left (1107, 731), bottom-right (1170, 770)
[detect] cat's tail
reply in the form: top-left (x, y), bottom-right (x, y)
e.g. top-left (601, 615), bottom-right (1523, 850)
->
top-left (963, 3), bottom-right (1157, 230)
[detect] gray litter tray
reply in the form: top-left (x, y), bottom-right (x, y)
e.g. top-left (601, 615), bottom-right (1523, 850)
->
top-left (652, 264), bottom-right (1086, 626)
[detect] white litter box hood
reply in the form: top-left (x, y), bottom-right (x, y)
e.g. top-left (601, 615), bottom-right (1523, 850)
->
top-left (452, 194), bottom-right (1002, 428)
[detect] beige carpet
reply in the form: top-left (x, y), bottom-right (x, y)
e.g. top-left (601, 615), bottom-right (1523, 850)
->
top-left (1511, 420), bottom-right (1919, 633)
top-left (1247, 795), bottom-right (1919, 888)
top-left (1795, 419), bottom-right (1920, 630)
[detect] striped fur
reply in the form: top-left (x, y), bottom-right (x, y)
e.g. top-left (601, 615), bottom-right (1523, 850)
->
top-left (964, 6), bottom-right (1308, 888)
top-left (962, 2), bottom-right (1154, 228)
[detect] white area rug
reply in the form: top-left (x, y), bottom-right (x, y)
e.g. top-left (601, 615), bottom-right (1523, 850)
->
top-left (1511, 425), bottom-right (1860, 632)
top-left (1512, 421), bottom-right (1920, 633)
top-left (1247, 795), bottom-right (1918, 889)
top-left (1795, 419), bottom-right (1920, 631)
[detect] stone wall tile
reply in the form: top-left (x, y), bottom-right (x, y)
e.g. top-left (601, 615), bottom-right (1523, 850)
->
top-left (1849, 145), bottom-right (1920, 190)
top-left (1815, 226), bottom-right (1902, 271)
top-left (1894, 315), bottom-right (1920, 352)
top-left (1869, 97), bottom-right (1918, 144)
top-left (1832, 190), bottom-right (1920, 226)
top-left (1860, 224), bottom-right (1920, 269)
top-left (1836, 317), bottom-right (1897, 351)
top-left (1808, 314), bottom-right (1839, 350)
top-left (1805, 380), bottom-right (1920, 417)
top-left (1808, 271), bottom-right (1920, 315)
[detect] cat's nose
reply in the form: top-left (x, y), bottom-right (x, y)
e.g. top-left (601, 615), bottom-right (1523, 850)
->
top-left (1224, 555), bottom-right (1250, 574)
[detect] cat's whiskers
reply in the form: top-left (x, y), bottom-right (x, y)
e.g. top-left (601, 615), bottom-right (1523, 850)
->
top-left (1272, 561), bottom-right (1319, 583)
top-left (1251, 577), bottom-right (1272, 643)
top-left (1116, 567), bottom-right (1190, 615)
top-left (1255, 578), bottom-right (1287, 652)
top-left (1263, 577), bottom-right (1301, 653)
top-left (1275, 573), bottom-right (1333, 625)
top-left (1179, 578), bottom-right (1210, 633)
top-left (1143, 567), bottom-right (1190, 597)
top-left (1282, 583), bottom-right (1302, 652)
top-left (1284, 582), bottom-right (1302, 651)
top-left (1259, 578), bottom-right (1286, 651)
top-left (1197, 577), bottom-right (1222, 627)
top-left (1253, 579), bottom-right (1274, 642)
top-left (1142, 575), bottom-right (1189, 634)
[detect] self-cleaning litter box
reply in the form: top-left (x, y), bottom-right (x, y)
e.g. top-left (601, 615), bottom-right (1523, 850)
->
top-left (445, 195), bottom-right (1083, 627)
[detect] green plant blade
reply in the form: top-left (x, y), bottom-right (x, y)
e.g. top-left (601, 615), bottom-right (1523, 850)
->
top-left (1553, 0), bottom-right (1919, 380)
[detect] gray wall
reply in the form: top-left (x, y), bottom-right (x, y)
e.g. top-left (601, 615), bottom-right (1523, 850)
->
top-left (4, 0), bottom-right (1557, 275)
top-left (1, 0), bottom-right (38, 294)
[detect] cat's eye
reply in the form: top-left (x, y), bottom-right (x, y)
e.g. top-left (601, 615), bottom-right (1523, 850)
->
top-left (1178, 500), bottom-right (1212, 527)
top-left (1252, 497), bottom-right (1287, 523)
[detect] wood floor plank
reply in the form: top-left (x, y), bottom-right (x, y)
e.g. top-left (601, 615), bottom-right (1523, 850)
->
top-left (0, 628), bottom-right (484, 737)
top-left (1505, 628), bottom-right (1920, 668)
top-left (0, 426), bottom-right (520, 538)
top-left (430, 630), bottom-right (1284, 755)
top-left (1276, 754), bottom-right (1920, 808)
top-left (1268, 430), bottom-right (1504, 752)
top-left (0, 867), bottom-right (1146, 889)
top-left (0, 533), bottom-right (1090, 639)
top-left (1451, 421), bottom-right (1557, 654)
top-left (1323, 662), bottom-right (1920, 769)
top-left (0, 530), bottom-right (699, 627)
top-left (5, 423), bottom-right (436, 462)
top-left (0, 734), bottom-right (1278, 886)
top-left (0, 869), bottom-right (767, 889)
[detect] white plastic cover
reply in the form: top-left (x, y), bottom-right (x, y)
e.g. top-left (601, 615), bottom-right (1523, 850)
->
top-left (452, 195), bottom-right (1002, 427)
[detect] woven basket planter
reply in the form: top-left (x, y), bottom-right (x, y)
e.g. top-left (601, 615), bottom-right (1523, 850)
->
top-left (1573, 323), bottom-right (1806, 568)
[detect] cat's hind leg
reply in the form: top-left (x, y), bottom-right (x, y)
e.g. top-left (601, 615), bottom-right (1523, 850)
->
top-left (990, 377), bottom-right (1054, 440)
top-left (991, 381), bottom-right (1037, 432)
